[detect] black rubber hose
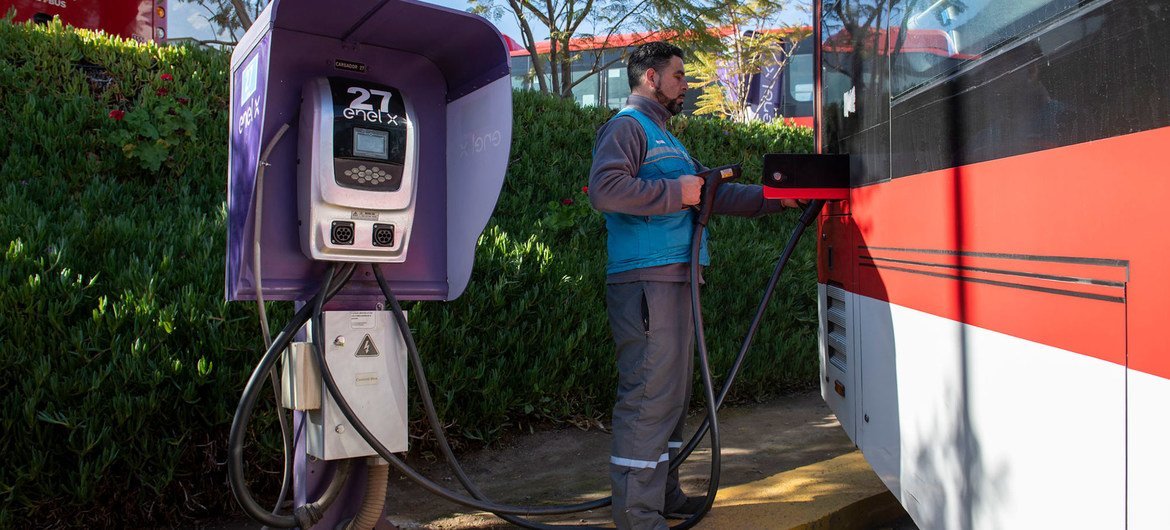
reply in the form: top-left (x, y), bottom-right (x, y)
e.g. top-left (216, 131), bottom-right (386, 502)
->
top-left (309, 271), bottom-right (619, 516)
top-left (372, 250), bottom-right (720, 529)
top-left (229, 264), bottom-right (355, 529)
top-left (354, 203), bottom-right (824, 528)
top-left (230, 268), bottom-right (334, 529)
top-left (233, 200), bottom-right (820, 528)
top-left (373, 267), bottom-right (612, 529)
top-left (672, 200), bottom-right (825, 470)
top-left (292, 450), bottom-right (354, 527)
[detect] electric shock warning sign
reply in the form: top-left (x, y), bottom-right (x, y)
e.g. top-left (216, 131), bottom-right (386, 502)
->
top-left (355, 334), bottom-right (380, 357)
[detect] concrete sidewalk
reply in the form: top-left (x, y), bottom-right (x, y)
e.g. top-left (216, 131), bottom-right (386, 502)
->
top-left (383, 391), bottom-right (907, 529)
top-left (703, 452), bottom-right (904, 530)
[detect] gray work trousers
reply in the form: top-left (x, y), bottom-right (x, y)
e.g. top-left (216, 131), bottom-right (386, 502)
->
top-left (607, 281), bottom-right (694, 530)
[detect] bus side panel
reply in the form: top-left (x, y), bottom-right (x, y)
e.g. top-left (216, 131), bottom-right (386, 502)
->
top-left (818, 214), bottom-right (857, 443)
top-left (818, 283), bottom-right (857, 444)
top-left (849, 123), bottom-right (1137, 527)
top-left (821, 0), bottom-right (1170, 526)
top-left (4, 0), bottom-right (160, 43)
top-left (851, 294), bottom-right (1126, 530)
top-left (1128, 368), bottom-right (1170, 530)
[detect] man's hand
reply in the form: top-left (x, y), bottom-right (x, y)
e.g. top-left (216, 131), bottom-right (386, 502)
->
top-left (780, 199), bottom-right (804, 209)
top-left (679, 175), bottom-right (703, 206)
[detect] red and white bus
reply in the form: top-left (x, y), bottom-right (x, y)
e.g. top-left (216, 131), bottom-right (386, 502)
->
top-left (814, 0), bottom-right (1169, 527)
top-left (2, 0), bottom-right (167, 43)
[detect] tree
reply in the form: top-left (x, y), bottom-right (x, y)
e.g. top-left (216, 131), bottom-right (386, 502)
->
top-left (177, 0), bottom-right (266, 44)
top-left (691, 0), bottom-right (809, 123)
top-left (469, 0), bottom-right (717, 98)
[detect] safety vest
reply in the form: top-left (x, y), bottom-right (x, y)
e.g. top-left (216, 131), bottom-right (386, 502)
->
top-left (603, 108), bottom-right (709, 275)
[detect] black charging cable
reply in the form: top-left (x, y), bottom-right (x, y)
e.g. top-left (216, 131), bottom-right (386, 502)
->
top-left (672, 199), bottom-right (825, 470)
top-left (230, 197), bottom-right (825, 528)
top-left (229, 263), bottom-right (355, 529)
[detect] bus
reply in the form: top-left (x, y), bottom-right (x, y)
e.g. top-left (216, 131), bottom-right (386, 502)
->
top-left (2, 0), bottom-right (167, 43)
top-left (813, 0), bottom-right (1169, 527)
top-left (509, 28), bottom-right (814, 126)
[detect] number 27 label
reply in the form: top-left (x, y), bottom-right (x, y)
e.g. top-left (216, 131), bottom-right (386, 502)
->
top-left (347, 87), bottom-right (393, 113)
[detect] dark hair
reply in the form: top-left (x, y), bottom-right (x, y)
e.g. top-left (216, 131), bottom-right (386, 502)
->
top-left (627, 41), bottom-right (684, 90)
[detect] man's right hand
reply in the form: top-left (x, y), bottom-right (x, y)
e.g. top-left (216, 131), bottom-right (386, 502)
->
top-left (679, 175), bottom-right (702, 206)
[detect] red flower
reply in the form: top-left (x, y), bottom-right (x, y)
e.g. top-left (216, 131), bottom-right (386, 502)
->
top-left (582, 186), bottom-right (589, 193)
top-left (160, 73), bottom-right (173, 81)
top-left (177, 97), bottom-right (190, 105)
top-left (561, 198), bottom-right (574, 206)
top-left (108, 109), bottom-right (125, 120)
top-left (156, 87), bottom-right (169, 96)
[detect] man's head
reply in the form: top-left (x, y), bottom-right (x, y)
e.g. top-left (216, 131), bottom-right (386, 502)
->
top-left (627, 41), bottom-right (687, 115)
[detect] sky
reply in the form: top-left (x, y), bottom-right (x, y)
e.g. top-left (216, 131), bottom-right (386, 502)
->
top-left (169, 0), bottom-right (810, 46)
top-left (167, 0), bottom-right (542, 44)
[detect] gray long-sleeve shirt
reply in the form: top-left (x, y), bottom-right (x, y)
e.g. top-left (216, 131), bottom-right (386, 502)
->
top-left (589, 94), bottom-right (785, 283)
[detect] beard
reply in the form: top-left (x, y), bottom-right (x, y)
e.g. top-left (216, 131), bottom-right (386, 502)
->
top-left (655, 87), bottom-right (685, 115)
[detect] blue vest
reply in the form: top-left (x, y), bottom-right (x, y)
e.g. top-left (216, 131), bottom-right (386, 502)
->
top-left (602, 108), bottom-right (709, 275)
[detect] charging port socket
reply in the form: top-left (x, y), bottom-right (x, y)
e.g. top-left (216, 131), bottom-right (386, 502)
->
top-left (330, 221), bottom-right (355, 245)
top-left (372, 223), bottom-right (395, 247)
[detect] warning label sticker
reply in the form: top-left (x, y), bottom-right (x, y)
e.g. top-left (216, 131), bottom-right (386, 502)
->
top-left (350, 312), bottom-right (376, 329)
top-left (354, 334), bottom-right (380, 357)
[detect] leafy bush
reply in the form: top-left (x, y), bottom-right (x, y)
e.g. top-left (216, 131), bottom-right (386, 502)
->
top-left (0, 17), bottom-right (277, 528)
top-left (0, 17), bottom-right (815, 528)
top-left (406, 92), bottom-right (817, 442)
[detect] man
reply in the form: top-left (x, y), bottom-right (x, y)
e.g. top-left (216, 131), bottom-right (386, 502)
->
top-left (587, 41), bottom-right (799, 530)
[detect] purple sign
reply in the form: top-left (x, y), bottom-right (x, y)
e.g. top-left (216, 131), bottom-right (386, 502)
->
top-left (226, 33), bottom-right (271, 300)
top-left (749, 63), bottom-right (782, 122)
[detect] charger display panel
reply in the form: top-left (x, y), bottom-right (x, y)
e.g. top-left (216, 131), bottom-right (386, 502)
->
top-left (297, 76), bottom-right (418, 262)
top-left (329, 78), bottom-right (409, 192)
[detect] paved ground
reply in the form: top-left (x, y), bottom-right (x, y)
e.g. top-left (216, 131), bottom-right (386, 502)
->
top-left (190, 390), bottom-right (912, 529)
top-left (383, 390), bottom-right (907, 529)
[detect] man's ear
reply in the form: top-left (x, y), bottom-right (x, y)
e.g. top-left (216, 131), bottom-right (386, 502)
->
top-left (645, 68), bottom-right (657, 89)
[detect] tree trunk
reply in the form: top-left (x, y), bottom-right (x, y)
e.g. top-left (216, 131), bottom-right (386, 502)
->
top-left (230, 0), bottom-right (254, 30)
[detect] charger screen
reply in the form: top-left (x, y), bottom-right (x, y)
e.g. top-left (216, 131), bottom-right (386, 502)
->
top-left (353, 128), bottom-right (389, 159)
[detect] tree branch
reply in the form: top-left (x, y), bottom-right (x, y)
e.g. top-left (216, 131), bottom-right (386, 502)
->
top-left (230, 0), bottom-right (254, 30)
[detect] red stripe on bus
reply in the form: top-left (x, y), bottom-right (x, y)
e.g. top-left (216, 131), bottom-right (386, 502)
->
top-left (786, 116), bottom-right (814, 128)
top-left (837, 126), bottom-right (1170, 379)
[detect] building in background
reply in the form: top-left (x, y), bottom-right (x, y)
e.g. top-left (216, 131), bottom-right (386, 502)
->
top-left (507, 28), bottom-right (813, 126)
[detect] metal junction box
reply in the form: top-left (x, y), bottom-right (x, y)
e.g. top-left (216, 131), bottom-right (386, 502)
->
top-left (307, 311), bottom-right (408, 460)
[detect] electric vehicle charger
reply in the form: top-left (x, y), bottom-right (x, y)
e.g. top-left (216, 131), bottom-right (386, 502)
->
top-left (230, 176), bottom-right (828, 529)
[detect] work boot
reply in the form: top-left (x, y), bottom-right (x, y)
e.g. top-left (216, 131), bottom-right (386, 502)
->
top-left (662, 495), bottom-right (708, 520)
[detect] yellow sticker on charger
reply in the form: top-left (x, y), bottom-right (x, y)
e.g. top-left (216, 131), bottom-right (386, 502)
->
top-left (721, 168), bottom-right (734, 179)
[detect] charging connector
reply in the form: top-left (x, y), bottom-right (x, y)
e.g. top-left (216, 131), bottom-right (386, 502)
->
top-left (331, 221), bottom-right (355, 245)
top-left (372, 224), bottom-right (395, 247)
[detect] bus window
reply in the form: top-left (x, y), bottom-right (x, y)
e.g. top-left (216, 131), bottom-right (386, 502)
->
top-left (821, 0), bottom-right (892, 185)
top-left (511, 55), bottom-right (534, 91)
top-left (890, 0), bottom-right (1083, 96)
top-left (607, 67), bottom-right (631, 108)
top-left (787, 50), bottom-right (813, 104)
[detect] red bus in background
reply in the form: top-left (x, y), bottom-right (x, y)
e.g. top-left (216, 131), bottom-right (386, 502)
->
top-left (2, 0), bottom-right (167, 44)
top-left (508, 28), bottom-right (815, 127)
top-left (746, 36), bottom-right (813, 127)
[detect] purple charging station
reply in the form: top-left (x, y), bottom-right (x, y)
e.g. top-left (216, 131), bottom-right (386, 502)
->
top-left (227, 0), bottom-right (513, 303)
top-left (226, 1), bottom-right (512, 527)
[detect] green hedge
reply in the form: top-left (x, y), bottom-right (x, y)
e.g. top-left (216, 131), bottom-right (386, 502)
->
top-left (0, 17), bottom-right (815, 528)
top-left (409, 93), bottom-right (819, 443)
